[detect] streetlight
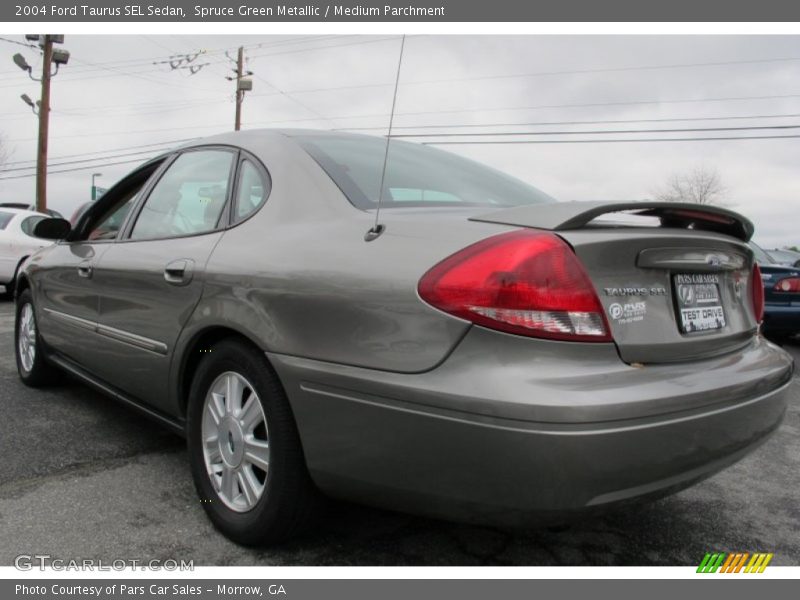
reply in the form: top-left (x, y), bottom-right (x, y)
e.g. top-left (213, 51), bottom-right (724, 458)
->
top-left (12, 34), bottom-right (69, 213)
top-left (91, 173), bottom-right (103, 201)
top-left (13, 53), bottom-right (31, 74)
top-left (20, 94), bottom-right (40, 114)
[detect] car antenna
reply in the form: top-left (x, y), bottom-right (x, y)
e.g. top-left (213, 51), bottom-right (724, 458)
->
top-left (365, 34), bottom-right (406, 242)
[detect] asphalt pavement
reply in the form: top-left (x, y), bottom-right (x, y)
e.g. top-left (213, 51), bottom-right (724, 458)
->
top-left (0, 296), bottom-right (798, 566)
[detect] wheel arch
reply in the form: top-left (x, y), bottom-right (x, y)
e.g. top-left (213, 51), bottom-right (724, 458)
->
top-left (13, 269), bottom-right (31, 300)
top-left (6, 255), bottom-right (30, 298)
top-left (174, 324), bottom-right (269, 422)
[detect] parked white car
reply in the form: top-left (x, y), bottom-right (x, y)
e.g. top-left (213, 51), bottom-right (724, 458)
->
top-left (0, 209), bottom-right (52, 296)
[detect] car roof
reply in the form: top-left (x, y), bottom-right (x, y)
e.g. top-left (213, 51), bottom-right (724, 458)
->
top-left (173, 128), bottom-right (376, 153)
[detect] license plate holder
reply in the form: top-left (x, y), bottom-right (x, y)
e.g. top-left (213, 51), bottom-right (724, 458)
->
top-left (673, 274), bottom-right (726, 333)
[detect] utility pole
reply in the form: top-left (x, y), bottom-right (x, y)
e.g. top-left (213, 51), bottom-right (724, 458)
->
top-left (234, 46), bottom-right (243, 131)
top-left (36, 36), bottom-right (53, 213)
top-left (227, 46), bottom-right (252, 132)
top-left (13, 34), bottom-right (69, 214)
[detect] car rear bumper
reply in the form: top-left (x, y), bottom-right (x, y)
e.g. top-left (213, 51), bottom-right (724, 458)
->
top-left (269, 330), bottom-right (794, 524)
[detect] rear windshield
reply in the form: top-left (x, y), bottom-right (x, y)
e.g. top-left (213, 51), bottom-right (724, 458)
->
top-left (296, 134), bottom-right (555, 210)
top-left (0, 211), bottom-right (13, 230)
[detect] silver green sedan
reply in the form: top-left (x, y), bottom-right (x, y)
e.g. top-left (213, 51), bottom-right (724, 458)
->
top-left (14, 130), bottom-right (794, 545)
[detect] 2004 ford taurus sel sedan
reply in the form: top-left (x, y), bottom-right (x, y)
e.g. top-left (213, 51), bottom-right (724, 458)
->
top-left (14, 130), bottom-right (794, 545)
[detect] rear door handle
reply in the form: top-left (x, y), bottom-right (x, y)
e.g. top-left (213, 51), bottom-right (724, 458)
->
top-left (164, 259), bottom-right (194, 286)
top-left (77, 261), bottom-right (93, 279)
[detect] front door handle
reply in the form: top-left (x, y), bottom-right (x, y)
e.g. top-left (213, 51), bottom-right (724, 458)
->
top-left (77, 261), bottom-right (93, 279)
top-left (164, 259), bottom-right (194, 286)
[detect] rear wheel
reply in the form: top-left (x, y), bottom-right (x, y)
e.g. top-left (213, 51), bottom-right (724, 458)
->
top-left (15, 289), bottom-right (60, 387)
top-left (186, 339), bottom-right (321, 545)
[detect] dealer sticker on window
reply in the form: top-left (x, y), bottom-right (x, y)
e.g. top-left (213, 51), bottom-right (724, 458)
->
top-left (674, 273), bottom-right (726, 333)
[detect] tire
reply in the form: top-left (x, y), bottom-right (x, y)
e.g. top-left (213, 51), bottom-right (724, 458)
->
top-left (15, 289), bottom-right (60, 387)
top-left (186, 338), bottom-right (321, 546)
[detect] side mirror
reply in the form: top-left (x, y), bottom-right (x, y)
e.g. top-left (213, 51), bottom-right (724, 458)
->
top-left (32, 217), bottom-right (71, 240)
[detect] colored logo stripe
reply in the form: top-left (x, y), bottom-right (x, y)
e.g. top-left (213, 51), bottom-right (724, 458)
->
top-left (697, 553), bottom-right (726, 573)
top-left (697, 552), bottom-right (773, 573)
top-left (745, 553), bottom-right (774, 573)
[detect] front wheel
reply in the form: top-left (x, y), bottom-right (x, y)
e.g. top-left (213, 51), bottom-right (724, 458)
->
top-left (186, 339), bottom-right (321, 545)
top-left (15, 289), bottom-right (60, 387)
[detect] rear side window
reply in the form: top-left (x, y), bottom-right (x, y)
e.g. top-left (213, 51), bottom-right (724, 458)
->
top-left (20, 215), bottom-right (46, 236)
top-left (233, 160), bottom-right (269, 223)
top-left (0, 211), bottom-right (12, 230)
top-left (130, 150), bottom-right (234, 241)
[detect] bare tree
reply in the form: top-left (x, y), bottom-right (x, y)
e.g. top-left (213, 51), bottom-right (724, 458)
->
top-left (654, 166), bottom-right (727, 206)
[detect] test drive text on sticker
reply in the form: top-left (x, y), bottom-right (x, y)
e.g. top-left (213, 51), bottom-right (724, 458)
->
top-left (680, 306), bottom-right (726, 332)
top-left (674, 273), bottom-right (726, 333)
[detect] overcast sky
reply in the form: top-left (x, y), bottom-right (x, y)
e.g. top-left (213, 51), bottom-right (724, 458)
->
top-left (0, 34), bottom-right (798, 247)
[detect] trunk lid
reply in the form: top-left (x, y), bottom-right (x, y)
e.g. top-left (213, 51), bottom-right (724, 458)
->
top-left (472, 202), bottom-right (758, 364)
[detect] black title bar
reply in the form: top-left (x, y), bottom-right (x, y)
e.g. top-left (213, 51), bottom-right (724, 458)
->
top-left (6, 0), bottom-right (800, 22)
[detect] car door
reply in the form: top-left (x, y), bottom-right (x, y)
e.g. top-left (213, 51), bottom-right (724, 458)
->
top-left (0, 211), bottom-right (17, 283)
top-left (31, 164), bottom-right (161, 370)
top-left (89, 147), bottom-right (238, 412)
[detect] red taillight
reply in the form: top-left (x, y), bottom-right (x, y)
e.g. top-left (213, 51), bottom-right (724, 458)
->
top-left (751, 263), bottom-right (765, 323)
top-left (774, 276), bottom-right (800, 293)
top-left (418, 230), bottom-right (612, 342)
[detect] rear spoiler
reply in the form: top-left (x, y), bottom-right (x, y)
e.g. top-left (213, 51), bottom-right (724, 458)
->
top-left (470, 201), bottom-right (754, 242)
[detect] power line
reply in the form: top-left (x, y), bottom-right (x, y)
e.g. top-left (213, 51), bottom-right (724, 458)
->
top-left (0, 148), bottom-right (167, 173)
top-left (423, 134), bottom-right (800, 145)
top-left (0, 37), bottom-right (389, 97)
top-left (0, 35), bottom-right (349, 78)
top-left (3, 129), bottom-right (800, 182)
top-left (247, 36), bottom-right (400, 61)
top-left (2, 137), bottom-right (194, 167)
top-left (222, 55), bottom-right (800, 98)
top-left (0, 36), bottom-right (39, 49)
top-left (384, 92), bottom-right (800, 120)
top-left (252, 73), bottom-right (334, 126)
top-left (391, 123), bottom-right (800, 139)
top-left (405, 55), bottom-right (800, 86)
top-left (336, 112), bottom-right (800, 132)
top-left (0, 157), bottom-right (153, 181)
top-left (14, 86), bottom-right (800, 133)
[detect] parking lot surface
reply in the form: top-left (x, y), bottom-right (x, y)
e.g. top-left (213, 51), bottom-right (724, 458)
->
top-left (0, 297), bottom-right (798, 566)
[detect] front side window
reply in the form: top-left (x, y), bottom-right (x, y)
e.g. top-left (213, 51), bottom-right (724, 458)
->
top-left (79, 160), bottom-right (165, 242)
top-left (130, 150), bottom-right (234, 241)
top-left (296, 134), bottom-right (556, 210)
top-left (88, 184), bottom-right (143, 241)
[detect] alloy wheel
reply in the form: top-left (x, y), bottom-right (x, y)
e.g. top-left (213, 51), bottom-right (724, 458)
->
top-left (18, 303), bottom-right (36, 373)
top-left (201, 371), bottom-right (270, 512)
